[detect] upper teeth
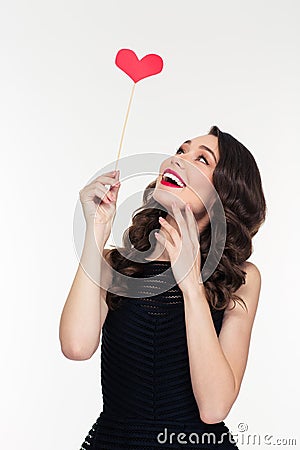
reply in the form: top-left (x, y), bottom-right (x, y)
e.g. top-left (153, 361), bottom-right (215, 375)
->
top-left (163, 172), bottom-right (185, 187)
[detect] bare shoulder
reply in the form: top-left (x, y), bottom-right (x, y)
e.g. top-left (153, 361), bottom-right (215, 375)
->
top-left (218, 261), bottom-right (262, 400)
top-left (240, 261), bottom-right (261, 282)
top-left (240, 261), bottom-right (262, 302)
top-left (224, 261), bottom-right (262, 317)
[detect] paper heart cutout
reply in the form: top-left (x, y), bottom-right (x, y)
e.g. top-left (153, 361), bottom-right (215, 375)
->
top-left (115, 49), bottom-right (163, 83)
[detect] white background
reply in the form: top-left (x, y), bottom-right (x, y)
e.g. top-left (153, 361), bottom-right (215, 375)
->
top-left (0, 1), bottom-right (299, 449)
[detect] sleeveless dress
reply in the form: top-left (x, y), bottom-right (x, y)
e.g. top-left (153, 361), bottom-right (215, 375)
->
top-left (79, 260), bottom-right (239, 449)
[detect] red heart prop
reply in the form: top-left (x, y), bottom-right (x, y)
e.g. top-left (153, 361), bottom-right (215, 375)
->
top-left (115, 49), bottom-right (163, 83)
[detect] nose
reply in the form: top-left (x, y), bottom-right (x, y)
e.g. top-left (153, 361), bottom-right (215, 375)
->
top-left (170, 155), bottom-right (184, 170)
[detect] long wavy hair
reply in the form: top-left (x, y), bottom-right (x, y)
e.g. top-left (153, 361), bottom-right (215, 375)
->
top-left (104, 125), bottom-right (267, 312)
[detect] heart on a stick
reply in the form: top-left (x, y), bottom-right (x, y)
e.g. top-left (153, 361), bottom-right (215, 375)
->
top-left (115, 49), bottom-right (163, 83)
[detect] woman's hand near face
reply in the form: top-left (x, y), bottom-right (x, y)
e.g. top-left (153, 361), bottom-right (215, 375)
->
top-left (155, 202), bottom-right (202, 293)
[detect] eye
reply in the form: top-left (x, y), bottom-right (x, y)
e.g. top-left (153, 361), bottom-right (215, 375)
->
top-left (175, 148), bottom-right (209, 165)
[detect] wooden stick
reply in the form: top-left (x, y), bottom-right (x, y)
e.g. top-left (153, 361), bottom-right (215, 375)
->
top-left (115, 82), bottom-right (136, 172)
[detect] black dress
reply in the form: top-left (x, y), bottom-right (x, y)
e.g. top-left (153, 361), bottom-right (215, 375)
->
top-left (79, 260), bottom-right (239, 449)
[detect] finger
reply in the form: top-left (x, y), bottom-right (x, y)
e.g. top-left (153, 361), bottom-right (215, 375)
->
top-left (160, 228), bottom-right (174, 248)
top-left (154, 231), bottom-right (172, 253)
top-left (94, 187), bottom-right (112, 203)
top-left (109, 178), bottom-right (121, 190)
top-left (105, 170), bottom-right (119, 177)
top-left (171, 202), bottom-right (189, 239)
top-left (94, 176), bottom-right (119, 185)
top-left (108, 182), bottom-right (121, 201)
top-left (158, 217), bottom-right (181, 246)
top-left (185, 204), bottom-right (200, 246)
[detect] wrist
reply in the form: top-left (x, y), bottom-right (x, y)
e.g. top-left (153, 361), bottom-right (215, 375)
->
top-left (86, 220), bottom-right (110, 233)
top-left (182, 282), bottom-right (207, 302)
top-left (85, 223), bottom-right (108, 248)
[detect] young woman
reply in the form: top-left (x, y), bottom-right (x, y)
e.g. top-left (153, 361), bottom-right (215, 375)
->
top-left (59, 125), bottom-right (266, 449)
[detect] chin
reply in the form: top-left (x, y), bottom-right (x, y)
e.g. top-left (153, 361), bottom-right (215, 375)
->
top-left (152, 186), bottom-right (186, 211)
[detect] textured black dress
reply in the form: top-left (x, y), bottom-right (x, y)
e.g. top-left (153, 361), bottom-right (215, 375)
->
top-left (79, 260), bottom-right (239, 449)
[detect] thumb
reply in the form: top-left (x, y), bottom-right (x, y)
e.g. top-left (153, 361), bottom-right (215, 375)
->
top-left (110, 180), bottom-right (121, 191)
top-left (109, 181), bottom-right (121, 200)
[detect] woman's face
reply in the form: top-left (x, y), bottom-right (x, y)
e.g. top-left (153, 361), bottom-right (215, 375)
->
top-left (153, 134), bottom-right (220, 217)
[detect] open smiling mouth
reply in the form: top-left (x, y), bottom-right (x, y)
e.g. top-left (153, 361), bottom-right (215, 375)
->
top-left (160, 172), bottom-right (186, 189)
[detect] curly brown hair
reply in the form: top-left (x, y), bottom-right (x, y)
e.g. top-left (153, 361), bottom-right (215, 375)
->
top-left (104, 125), bottom-right (267, 312)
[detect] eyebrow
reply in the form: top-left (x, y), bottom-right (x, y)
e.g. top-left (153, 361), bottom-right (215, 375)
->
top-left (183, 139), bottom-right (217, 164)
